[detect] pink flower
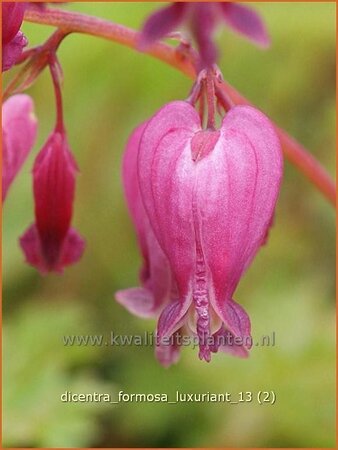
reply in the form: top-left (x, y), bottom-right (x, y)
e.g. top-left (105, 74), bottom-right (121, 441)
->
top-left (140, 2), bottom-right (270, 68)
top-left (2, 2), bottom-right (28, 71)
top-left (2, 94), bottom-right (38, 201)
top-left (117, 101), bottom-right (282, 366)
top-left (20, 131), bottom-right (85, 273)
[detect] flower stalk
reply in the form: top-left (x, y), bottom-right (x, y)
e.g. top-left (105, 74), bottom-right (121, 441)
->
top-left (23, 7), bottom-right (335, 207)
top-left (49, 53), bottom-right (64, 133)
top-left (4, 29), bottom-right (68, 101)
top-left (205, 70), bottom-right (216, 130)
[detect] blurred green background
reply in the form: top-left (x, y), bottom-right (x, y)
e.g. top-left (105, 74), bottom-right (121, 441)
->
top-left (3, 2), bottom-right (336, 448)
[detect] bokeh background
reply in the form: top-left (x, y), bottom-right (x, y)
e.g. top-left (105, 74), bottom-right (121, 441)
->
top-left (3, 2), bottom-right (336, 448)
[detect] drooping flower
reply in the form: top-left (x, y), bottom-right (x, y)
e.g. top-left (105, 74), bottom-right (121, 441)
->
top-left (2, 94), bottom-right (38, 201)
top-left (20, 130), bottom-right (85, 273)
top-left (117, 101), bottom-right (282, 366)
top-left (139, 2), bottom-right (270, 68)
top-left (2, 2), bottom-right (28, 71)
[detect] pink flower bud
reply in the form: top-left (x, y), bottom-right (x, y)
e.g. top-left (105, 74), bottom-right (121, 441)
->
top-left (119, 101), bottom-right (282, 365)
top-left (2, 2), bottom-right (27, 71)
top-left (20, 131), bottom-right (85, 273)
top-left (2, 94), bottom-right (38, 201)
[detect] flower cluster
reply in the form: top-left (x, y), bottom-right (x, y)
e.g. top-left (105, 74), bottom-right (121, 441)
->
top-left (3, 2), bottom-right (286, 366)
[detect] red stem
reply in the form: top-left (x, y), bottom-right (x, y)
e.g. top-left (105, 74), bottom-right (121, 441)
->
top-left (23, 7), bottom-right (336, 206)
top-left (24, 7), bottom-right (197, 77)
top-left (49, 53), bottom-right (64, 133)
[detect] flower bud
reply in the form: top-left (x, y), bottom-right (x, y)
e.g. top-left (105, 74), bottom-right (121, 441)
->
top-left (20, 131), bottom-right (85, 273)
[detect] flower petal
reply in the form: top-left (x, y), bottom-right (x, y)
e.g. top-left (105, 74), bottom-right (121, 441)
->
top-left (20, 224), bottom-right (84, 274)
top-left (2, 2), bottom-right (26, 44)
top-left (115, 287), bottom-right (156, 318)
top-left (59, 227), bottom-right (85, 268)
top-left (2, 94), bottom-right (38, 200)
top-left (157, 300), bottom-right (190, 339)
top-left (219, 3), bottom-right (270, 48)
top-left (210, 325), bottom-right (250, 358)
top-left (2, 31), bottom-right (27, 72)
top-left (197, 105), bottom-right (282, 306)
top-left (122, 122), bottom-right (148, 248)
top-left (138, 101), bottom-right (200, 297)
top-left (139, 3), bottom-right (188, 50)
top-left (215, 298), bottom-right (251, 345)
top-left (2, 3), bottom-right (27, 71)
top-left (119, 122), bottom-right (172, 317)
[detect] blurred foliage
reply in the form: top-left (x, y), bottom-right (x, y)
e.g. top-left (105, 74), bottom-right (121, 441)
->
top-left (3, 2), bottom-right (335, 448)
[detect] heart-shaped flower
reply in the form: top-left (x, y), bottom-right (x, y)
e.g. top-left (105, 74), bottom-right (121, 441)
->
top-left (117, 100), bottom-right (282, 365)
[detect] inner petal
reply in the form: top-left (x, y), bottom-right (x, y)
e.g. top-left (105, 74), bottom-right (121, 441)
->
top-left (191, 176), bottom-right (212, 362)
top-left (187, 303), bottom-right (222, 335)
